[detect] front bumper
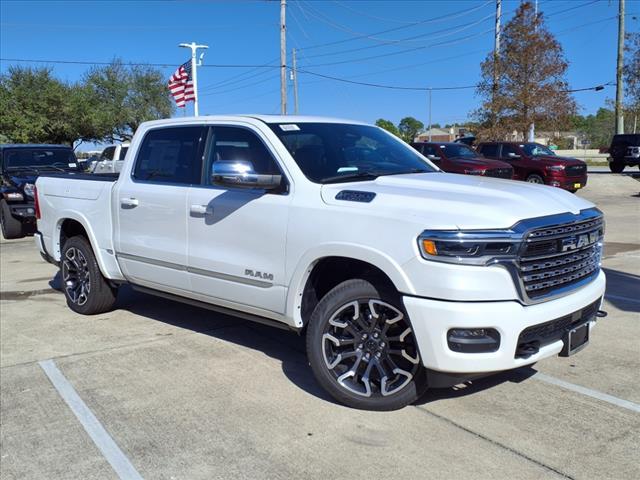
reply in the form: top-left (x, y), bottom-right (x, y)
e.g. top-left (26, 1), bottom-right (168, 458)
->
top-left (7, 201), bottom-right (36, 219)
top-left (547, 175), bottom-right (588, 190)
top-left (403, 270), bottom-right (605, 374)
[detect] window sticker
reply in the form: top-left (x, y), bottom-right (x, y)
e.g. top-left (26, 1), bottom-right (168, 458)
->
top-left (279, 124), bottom-right (301, 131)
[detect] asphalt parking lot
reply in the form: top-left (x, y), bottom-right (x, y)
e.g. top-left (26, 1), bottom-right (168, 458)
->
top-left (1, 172), bottom-right (639, 480)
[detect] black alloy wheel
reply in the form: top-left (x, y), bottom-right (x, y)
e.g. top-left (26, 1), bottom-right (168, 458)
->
top-left (307, 279), bottom-right (426, 410)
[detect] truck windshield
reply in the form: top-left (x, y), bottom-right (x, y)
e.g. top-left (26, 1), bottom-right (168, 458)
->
top-left (269, 122), bottom-right (436, 183)
top-left (440, 144), bottom-right (477, 158)
top-left (521, 143), bottom-right (555, 156)
top-left (3, 148), bottom-right (78, 170)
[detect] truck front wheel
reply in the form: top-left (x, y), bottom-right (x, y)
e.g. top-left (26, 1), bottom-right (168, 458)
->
top-left (306, 279), bottom-right (427, 410)
top-left (61, 236), bottom-right (117, 315)
top-left (0, 200), bottom-right (24, 239)
top-left (609, 160), bottom-right (625, 173)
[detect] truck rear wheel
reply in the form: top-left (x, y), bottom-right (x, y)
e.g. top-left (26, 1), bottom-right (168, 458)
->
top-left (61, 236), bottom-right (117, 315)
top-left (306, 279), bottom-right (427, 410)
top-left (609, 160), bottom-right (625, 173)
top-left (0, 200), bottom-right (24, 239)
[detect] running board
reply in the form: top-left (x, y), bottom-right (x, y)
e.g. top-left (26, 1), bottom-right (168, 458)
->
top-left (130, 284), bottom-right (297, 332)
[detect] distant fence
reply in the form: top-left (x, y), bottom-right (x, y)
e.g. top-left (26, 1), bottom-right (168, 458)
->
top-left (555, 149), bottom-right (609, 162)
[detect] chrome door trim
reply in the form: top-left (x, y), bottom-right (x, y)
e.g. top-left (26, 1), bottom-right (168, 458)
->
top-left (116, 252), bottom-right (273, 288)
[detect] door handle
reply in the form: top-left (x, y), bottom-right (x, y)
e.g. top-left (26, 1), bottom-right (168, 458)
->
top-left (190, 204), bottom-right (212, 215)
top-left (120, 197), bottom-right (139, 208)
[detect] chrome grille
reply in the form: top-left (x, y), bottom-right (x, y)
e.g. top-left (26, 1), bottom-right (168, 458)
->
top-left (518, 217), bottom-right (603, 300)
top-left (565, 164), bottom-right (586, 176)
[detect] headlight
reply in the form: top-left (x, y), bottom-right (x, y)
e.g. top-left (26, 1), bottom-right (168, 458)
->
top-left (545, 165), bottom-right (565, 172)
top-left (23, 183), bottom-right (35, 198)
top-left (3, 192), bottom-right (24, 201)
top-left (464, 169), bottom-right (486, 175)
top-left (418, 230), bottom-right (521, 265)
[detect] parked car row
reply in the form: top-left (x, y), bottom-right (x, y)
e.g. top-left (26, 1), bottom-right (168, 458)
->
top-left (411, 141), bottom-right (588, 193)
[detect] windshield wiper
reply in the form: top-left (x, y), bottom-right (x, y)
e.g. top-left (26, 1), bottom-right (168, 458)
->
top-left (321, 171), bottom-right (381, 184)
top-left (38, 164), bottom-right (66, 172)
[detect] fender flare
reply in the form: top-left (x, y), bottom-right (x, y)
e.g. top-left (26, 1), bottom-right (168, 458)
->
top-left (285, 243), bottom-right (416, 327)
top-left (52, 211), bottom-right (125, 281)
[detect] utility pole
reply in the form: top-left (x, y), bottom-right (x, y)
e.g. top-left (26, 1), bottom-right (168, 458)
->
top-left (179, 42), bottom-right (209, 117)
top-left (428, 88), bottom-right (432, 142)
top-left (615, 0), bottom-right (625, 134)
top-left (280, 0), bottom-right (287, 115)
top-left (292, 48), bottom-right (299, 114)
top-left (492, 0), bottom-right (502, 131)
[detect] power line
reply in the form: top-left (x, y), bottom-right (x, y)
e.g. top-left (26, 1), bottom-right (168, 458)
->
top-left (0, 58), bottom-right (280, 69)
top-left (294, 0), bottom-right (492, 51)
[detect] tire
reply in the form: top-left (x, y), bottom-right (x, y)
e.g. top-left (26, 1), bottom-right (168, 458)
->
top-left (0, 200), bottom-right (24, 239)
top-left (609, 160), bottom-right (625, 173)
top-left (306, 278), bottom-right (427, 410)
top-left (526, 173), bottom-right (545, 184)
top-left (60, 236), bottom-right (117, 315)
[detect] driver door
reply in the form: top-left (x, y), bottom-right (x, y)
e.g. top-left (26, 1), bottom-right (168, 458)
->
top-left (186, 125), bottom-right (291, 316)
top-left (500, 144), bottom-right (526, 180)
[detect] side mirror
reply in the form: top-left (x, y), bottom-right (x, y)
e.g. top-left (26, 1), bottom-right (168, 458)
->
top-left (507, 152), bottom-right (520, 159)
top-left (427, 155), bottom-right (441, 162)
top-left (211, 160), bottom-right (282, 190)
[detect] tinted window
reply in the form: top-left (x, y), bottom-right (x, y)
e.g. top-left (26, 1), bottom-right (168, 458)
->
top-left (479, 144), bottom-right (498, 157)
top-left (440, 144), bottom-right (477, 158)
top-left (207, 126), bottom-right (281, 179)
top-left (520, 143), bottom-right (554, 156)
top-left (420, 145), bottom-right (438, 157)
top-left (501, 144), bottom-right (520, 158)
top-left (119, 147), bottom-right (129, 160)
top-left (3, 148), bottom-right (77, 170)
top-left (133, 127), bottom-right (204, 184)
top-left (269, 123), bottom-right (436, 183)
top-left (101, 147), bottom-right (116, 160)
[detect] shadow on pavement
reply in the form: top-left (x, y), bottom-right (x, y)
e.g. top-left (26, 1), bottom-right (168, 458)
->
top-left (603, 267), bottom-right (640, 313)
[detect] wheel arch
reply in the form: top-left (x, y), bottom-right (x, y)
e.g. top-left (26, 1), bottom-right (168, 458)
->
top-left (53, 214), bottom-right (124, 281)
top-left (286, 245), bottom-right (416, 328)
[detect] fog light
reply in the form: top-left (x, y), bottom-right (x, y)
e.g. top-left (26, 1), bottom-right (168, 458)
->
top-left (549, 181), bottom-right (561, 187)
top-left (27, 208), bottom-right (34, 214)
top-left (447, 328), bottom-right (500, 353)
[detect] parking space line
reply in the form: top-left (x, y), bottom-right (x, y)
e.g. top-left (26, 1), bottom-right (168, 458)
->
top-left (605, 294), bottom-right (640, 304)
top-left (39, 359), bottom-right (143, 480)
top-left (533, 372), bottom-right (640, 413)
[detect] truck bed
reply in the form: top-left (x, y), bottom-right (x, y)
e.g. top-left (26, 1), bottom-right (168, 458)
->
top-left (38, 172), bottom-right (119, 182)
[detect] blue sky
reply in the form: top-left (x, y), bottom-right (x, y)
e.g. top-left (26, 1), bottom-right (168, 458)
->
top-left (1, 0), bottom-right (638, 136)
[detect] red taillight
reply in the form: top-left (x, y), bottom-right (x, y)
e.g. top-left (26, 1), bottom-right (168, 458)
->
top-left (34, 185), bottom-right (41, 220)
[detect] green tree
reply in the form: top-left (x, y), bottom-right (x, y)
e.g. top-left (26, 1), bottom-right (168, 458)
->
top-left (82, 60), bottom-right (173, 142)
top-left (474, 2), bottom-right (576, 140)
top-left (572, 107), bottom-right (615, 149)
top-left (375, 118), bottom-right (400, 137)
top-left (624, 32), bottom-right (640, 132)
top-left (398, 116), bottom-right (424, 143)
top-left (0, 66), bottom-right (76, 144)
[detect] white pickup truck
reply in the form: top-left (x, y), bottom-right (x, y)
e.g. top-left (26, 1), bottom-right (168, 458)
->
top-left (35, 115), bottom-right (606, 410)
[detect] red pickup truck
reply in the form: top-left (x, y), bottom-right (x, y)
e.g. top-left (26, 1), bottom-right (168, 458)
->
top-left (476, 142), bottom-right (587, 192)
top-left (411, 142), bottom-right (513, 179)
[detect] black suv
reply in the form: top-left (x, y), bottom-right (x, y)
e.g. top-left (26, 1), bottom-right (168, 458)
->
top-left (608, 134), bottom-right (640, 173)
top-left (1, 144), bottom-right (80, 239)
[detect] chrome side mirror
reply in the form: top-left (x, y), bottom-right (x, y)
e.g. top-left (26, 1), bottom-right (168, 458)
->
top-left (507, 152), bottom-right (520, 159)
top-left (211, 160), bottom-right (282, 190)
top-left (427, 155), bottom-right (441, 161)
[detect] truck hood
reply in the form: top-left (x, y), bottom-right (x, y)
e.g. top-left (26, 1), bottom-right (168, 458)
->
top-left (446, 157), bottom-right (511, 169)
top-left (533, 155), bottom-right (585, 166)
top-left (320, 172), bottom-right (595, 230)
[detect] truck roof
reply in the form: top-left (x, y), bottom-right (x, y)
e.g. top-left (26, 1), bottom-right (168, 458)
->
top-left (138, 114), bottom-right (370, 130)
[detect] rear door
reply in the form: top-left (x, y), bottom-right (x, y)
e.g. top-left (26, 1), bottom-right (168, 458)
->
top-left (114, 125), bottom-right (206, 292)
top-left (186, 125), bottom-right (290, 315)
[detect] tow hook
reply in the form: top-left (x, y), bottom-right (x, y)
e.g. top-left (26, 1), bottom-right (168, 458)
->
top-left (596, 310), bottom-right (608, 318)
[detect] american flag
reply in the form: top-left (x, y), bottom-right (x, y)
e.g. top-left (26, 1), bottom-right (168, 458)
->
top-left (168, 61), bottom-right (195, 108)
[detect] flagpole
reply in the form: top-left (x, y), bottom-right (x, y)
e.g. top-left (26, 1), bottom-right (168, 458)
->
top-left (179, 42), bottom-right (208, 116)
